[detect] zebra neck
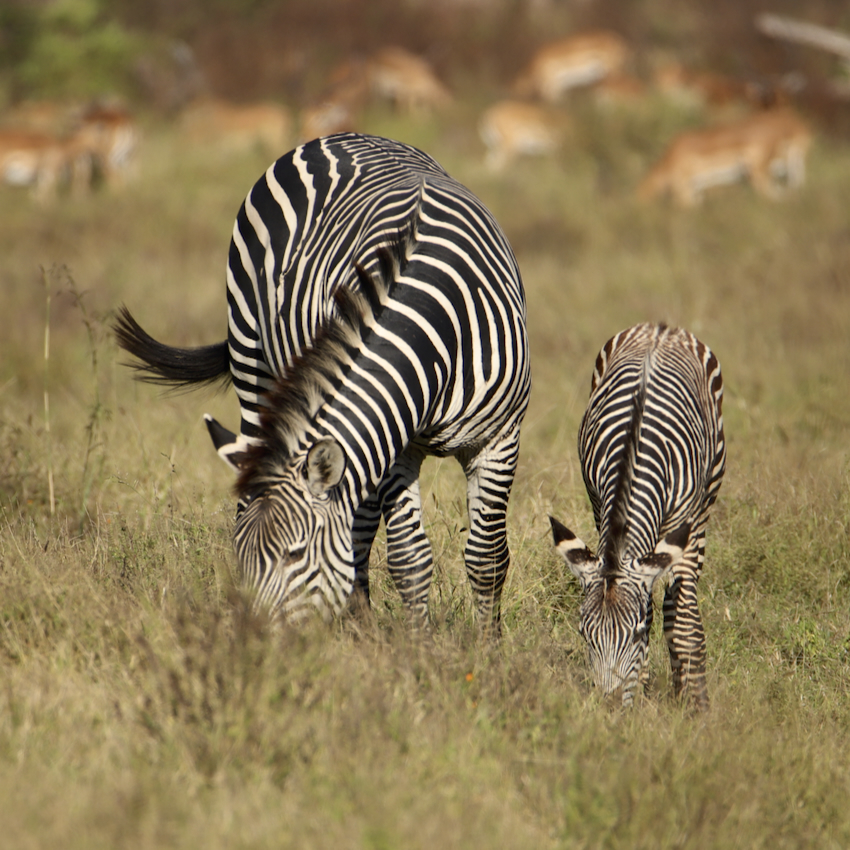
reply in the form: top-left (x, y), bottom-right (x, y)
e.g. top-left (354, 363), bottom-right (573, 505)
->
top-left (307, 360), bottom-right (425, 506)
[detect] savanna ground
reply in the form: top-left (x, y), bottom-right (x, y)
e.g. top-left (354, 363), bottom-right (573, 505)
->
top-left (2, 3), bottom-right (850, 849)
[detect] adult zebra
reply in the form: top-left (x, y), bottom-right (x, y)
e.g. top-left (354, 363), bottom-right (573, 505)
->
top-left (550, 323), bottom-right (725, 709)
top-left (115, 132), bottom-right (530, 633)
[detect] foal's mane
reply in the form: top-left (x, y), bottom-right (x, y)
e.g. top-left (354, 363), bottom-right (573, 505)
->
top-left (600, 325), bottom-right (670, 577)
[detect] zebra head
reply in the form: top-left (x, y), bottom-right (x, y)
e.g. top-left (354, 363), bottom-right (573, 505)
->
top-left (549, 516), bottom-right (689, 706)
top-left (206, 416), bottom-right (356, 621)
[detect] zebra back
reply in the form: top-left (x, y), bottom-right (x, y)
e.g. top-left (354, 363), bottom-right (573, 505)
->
top-left (227, 134), bottom-right (514, 437)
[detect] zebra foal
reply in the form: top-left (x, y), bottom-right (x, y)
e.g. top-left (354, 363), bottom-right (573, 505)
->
top-left (115, 133), bottom-right (530, 633)
top-left (550, 323), bottom-right (725, 709)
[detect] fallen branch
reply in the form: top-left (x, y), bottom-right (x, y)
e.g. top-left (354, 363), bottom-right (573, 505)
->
top-left (755, 13), bottom-right (850, 63)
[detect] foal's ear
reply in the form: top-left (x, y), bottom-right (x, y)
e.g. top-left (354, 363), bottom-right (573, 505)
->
top-left (635, 522), bottom-right (691, 581)
top-left (550, 516), bottom-right (598, 586)
top-left (204, 414), bottom-right (253, 472)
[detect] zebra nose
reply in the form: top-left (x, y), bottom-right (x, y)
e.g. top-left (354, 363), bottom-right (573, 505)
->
top-left (598, 670), bottom-right (631, 705)
top-left (603, 684), bottom-right (626, 708)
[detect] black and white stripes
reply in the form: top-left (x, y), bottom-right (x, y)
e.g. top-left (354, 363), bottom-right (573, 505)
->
top-left (115, 133), bottom-right (530, 631)
top-left (551, 323), bottom-right (725, 708)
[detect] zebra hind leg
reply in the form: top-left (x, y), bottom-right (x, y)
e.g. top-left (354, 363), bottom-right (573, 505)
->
top-left (379, 449), bottom-right (434, 632)
top-left (459, 425), bottom-right (521, 641)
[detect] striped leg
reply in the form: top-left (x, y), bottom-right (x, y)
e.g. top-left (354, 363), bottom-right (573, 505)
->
top-left (379, 448), bottom-right (434, 631)
top-left (638, 600), bottom-right (655, 694)
top-left (663, 531), bottom-right (708, 709)
top-left (460, 425), bottom-right (521, 639)
top-left (350, 496), bottom-right (382, 614)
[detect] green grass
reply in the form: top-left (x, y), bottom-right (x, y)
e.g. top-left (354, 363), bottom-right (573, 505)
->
top-left (0, 94), bottom-right (849, 848)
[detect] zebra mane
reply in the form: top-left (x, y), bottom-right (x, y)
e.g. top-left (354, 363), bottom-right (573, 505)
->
top-left (235, 227), bottom-right (414, 497)
top-left (601, 354), bottom-right (649, 579)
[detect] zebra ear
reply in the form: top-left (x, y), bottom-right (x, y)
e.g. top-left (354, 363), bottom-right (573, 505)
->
top-left (550, 516), bottom-right (598, 584)
top-left (306, 439), bottom-right (346, 496)
top-left (635, 522), bottom-right (691, 580)
top-left (204, 414), bottom-right (253, 473)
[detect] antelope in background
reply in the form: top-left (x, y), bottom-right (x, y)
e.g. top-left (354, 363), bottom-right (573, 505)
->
top-left (479, 100), bottom-right (568, 171)
top-left (178, 98), bottom-right (291, 157)
top-left (0, 99), bottom-right (139, 201)
top-left (512, 31), bottom-right (630, 103)
top-left (367, 47), bottom-right (453, 115)
top-left (638, 107), bottom-right (813, 206)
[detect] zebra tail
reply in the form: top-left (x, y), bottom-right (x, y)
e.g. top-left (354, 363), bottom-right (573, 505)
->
top-left (113, 305), bottom-right (231, 392)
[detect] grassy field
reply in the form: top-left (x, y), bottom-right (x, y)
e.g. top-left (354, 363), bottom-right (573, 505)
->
top-left (0, 93), bottom-right (849, 849)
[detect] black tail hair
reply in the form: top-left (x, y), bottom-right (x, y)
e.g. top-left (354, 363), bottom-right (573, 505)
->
top-left (113, 305), bottom-right (231, 392)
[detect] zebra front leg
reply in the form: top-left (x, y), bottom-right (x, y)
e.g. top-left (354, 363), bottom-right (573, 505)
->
top-left (349, 495), bottom-right (382, 617)
top-left (662, 545), bottom-right (709, 710)
top-left (379, 449), bottom-right (434, 631)
top-left (638, 600), bottom-right (656, 695)
top-left (460, 426), bottom-right (521, 640)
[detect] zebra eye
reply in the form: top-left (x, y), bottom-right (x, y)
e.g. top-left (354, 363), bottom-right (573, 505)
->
top-left (283, 545), bottom-right (307, 564)
top-left (633, 623), bottom-right (648, 643)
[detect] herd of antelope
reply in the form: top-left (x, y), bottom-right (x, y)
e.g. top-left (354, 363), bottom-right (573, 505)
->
top-left (0, 21), bottom-right (826, 208)
top-left (0, 99), bottom-right (139, 203)
top-left (478, 29), bottom-right (814, 205)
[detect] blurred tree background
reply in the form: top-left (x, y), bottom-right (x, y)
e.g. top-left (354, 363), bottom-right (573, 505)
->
top-left (1, 0), bottom-right (849, 128)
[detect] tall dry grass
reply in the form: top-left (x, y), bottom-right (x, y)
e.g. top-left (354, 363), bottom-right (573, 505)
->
top-left (0, 89), bottom-right (848, 848)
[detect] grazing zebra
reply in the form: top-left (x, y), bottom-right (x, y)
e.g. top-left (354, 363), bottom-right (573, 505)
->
top-left (550, 322), bottom-right (725, 708)
top-left (115, 132), bottom-right (530, 633)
